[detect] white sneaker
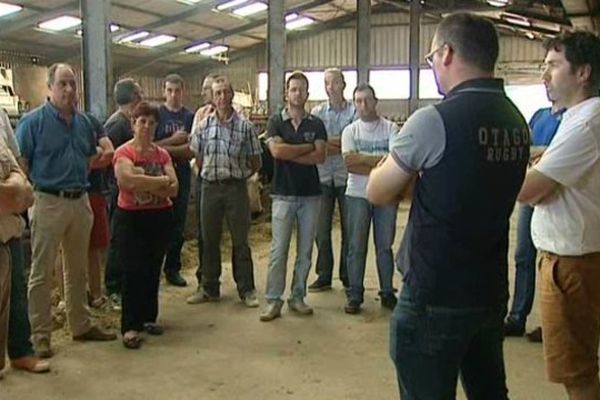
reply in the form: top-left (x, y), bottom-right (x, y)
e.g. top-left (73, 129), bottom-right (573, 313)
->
top-left (288, 299), bottom-right (313, 315)
top-left (242, 292), bottom-right (259, 308)
top-left (186, 288), bottom-right (219, 304)
top-left (259, 302), bottom-right (282, 322)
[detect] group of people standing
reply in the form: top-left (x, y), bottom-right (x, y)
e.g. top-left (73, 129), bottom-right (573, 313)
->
top-left (0, 10), bottom-right (600, 400)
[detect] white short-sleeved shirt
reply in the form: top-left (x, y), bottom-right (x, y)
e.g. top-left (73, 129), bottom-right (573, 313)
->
top-left (531, 97), bottom-right (600, 255)
top-left (341, 117), bottom-right (398, 199)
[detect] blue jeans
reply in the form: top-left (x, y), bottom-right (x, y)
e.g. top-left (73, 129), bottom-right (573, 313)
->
top-left (390, 287), bottom-right (509, 400)
top-left (345, 196), bottom-right (397, 304)
top-left (507, 205), bottom-right (536, 328)
top-left (164, 163), bottom-right (191, 274)
top-left (265, 196), bottom-right (320, 303)
top-left (315, 183), bottom-right (348, 285)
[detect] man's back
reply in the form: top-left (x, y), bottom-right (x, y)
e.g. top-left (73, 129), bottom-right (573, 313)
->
top-left (394, 78), bottom-right (530, 307)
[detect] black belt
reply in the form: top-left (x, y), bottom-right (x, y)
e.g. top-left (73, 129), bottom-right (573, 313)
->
top-left (203, 178), bottom-right (244, 185)
top-left (36, 188), bottom-right (86, 199)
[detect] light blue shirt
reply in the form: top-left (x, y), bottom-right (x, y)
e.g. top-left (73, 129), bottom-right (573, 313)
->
top-left (311, 100), bottom-right (356, 187)
top-left (16, 101), bottom-right (97, 190)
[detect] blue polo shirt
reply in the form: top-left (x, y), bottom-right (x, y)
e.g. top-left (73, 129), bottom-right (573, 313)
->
top-left (16, 101), bottom-right (97, 190)
top-left (529, 107), bottom-right (564, 146)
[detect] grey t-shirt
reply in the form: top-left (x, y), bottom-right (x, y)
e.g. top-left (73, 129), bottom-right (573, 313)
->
top-left (390, 106), bottom-right (446, 173)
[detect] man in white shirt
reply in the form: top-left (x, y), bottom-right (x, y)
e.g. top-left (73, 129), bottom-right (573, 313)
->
top-left (341, 84), bottom-right (399, 314)
top-left (518, 31), bottom-right (600, 400)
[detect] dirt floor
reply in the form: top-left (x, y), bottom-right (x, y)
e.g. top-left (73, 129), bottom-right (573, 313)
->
top-left (2, 203), bottom-right (565, 400)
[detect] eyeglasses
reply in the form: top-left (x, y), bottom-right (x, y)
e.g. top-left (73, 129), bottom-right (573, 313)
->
top-left (424, 43), bottom-right (446, 67)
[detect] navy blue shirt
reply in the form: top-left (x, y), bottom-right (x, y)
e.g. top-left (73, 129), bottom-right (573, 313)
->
top-left (529, 107), bottom-right (563, 146)
top-left (391, 79), bottom-right (530, 308)
top-left (155, 105), bottom-right (194, 141)
top-left (84, 112), bottom-right (109, 194)
top-left (16, 102), bottom-right (97, 190)
top-left (266, 110), bottom-right (327, 197)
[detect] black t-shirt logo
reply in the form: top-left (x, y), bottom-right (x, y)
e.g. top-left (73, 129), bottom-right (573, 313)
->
top-left (303, 131), bottom-right (316, 142)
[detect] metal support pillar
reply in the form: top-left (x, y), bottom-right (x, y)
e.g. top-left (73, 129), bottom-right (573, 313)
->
top-left (357, 0), bottom-right (371, 85)
top-left (408, 0), bottom-right (421, 115)
top-left (267, 1), bottom-right (285, 115)
top-left (81, 0), bottom-right (111, 120)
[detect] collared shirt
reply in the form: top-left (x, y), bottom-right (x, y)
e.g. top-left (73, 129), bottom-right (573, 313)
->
top-left (16, 101), bottom-right (97, 190)
top-left (532, 97), bottom-right (600, 255)
top-left (390, 78), bottom-right (529, 307)
top-left (190, 110), bottom-right (262, 182)
top-left (0, 135), bottom-right (25, 242)
top-left (311, 100), bottom-right (356, 186)
top-left (266, 109), bottom-right (327, 197)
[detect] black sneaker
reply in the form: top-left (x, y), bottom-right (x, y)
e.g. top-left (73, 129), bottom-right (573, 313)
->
top-left (344, 300), bottom-right (361, 314)
top-left (308, 279), bottom-right (332, 292)
top-left (503, 320), bottom-right (525, 337)
top-left (381, 294), bottom-right (397, 310)
top-left (166, 271), bottom-right (187, 287)
top-left (526, 326), bottom-right (543, 343)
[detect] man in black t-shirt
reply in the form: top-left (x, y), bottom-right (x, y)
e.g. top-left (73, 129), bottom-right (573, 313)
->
top-left (103, 78), bottom-right (142, 308)
top-left (260, 72), bottom-right (327, 322)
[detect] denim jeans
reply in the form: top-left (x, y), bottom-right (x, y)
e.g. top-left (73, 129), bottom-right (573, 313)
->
top-left (265, 196), bottom-right (321, 303)
top-left (390, 287), bottom-right (509, 400)
top-left (345, 196), bottom-right (397, 304)
top-left (7, 238), bottom-right (35, 359)
top-left (315, 183), bottom-right (348, 285)
top-left (507, 204), bottom-right (536, 328)
top-left (164, 163), bottom-right (191, 274)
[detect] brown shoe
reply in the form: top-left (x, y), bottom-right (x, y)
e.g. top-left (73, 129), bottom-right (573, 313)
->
top-left (73, 325), bottom-right (117, 342)
top-left (526, 326), bottom-right (543, 343)
top-left (11, 356), bottom-right (51, 373)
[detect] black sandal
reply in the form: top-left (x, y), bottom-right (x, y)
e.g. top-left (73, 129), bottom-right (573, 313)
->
top-left (122, 334), bottom-right (143, 349)
top-left (143, 323), bottom-right (164, 336)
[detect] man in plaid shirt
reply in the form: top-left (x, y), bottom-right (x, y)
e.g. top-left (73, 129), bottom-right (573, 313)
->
top-left (188, 76), bottom-right (262, 307)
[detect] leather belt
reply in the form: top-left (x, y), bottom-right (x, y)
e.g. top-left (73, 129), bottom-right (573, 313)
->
top-left (36, 188), bottom-right (86, 199)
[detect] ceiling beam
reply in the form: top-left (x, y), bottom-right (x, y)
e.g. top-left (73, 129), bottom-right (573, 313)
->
top-left (0, 1), bottom-right (79, 38)
top-left (112, 2), bottom-right (260, 42)
top-left (120, 0), bottom-right (336, 75)
top-left (175, 3), bottom-right (392, 75)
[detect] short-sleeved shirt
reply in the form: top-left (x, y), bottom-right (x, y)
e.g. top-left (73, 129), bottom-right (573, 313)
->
top-left (390, 78), bottom-right (529, 308)
top-left (531, 97), bottom-right (600, 255)
top-left (113, 142), bottom-right (173, 211)
top-left (311, 100), bottom-right (356, 186)
top-left (341, 117), bottom-right (398, 199)
top-left (155, 105), bottom-right (194, 141)
top-left (84, 112), bottom-right (109, 194)
top-left (529, 107), bottom-right (564, 146)
top-left (104, 110), bottom-right (132, 149)
top-left (0, 133), bottom-right (25, 242)
top-left (266, 109), bottom-right (327, 197)
top-left (16, 101), bottom-right (97, 190)
top-left (190, 111), bottom-right (262, 182)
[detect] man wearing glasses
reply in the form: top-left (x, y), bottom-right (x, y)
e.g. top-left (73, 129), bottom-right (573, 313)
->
top-left (367, 13), bottom-right (529, 398)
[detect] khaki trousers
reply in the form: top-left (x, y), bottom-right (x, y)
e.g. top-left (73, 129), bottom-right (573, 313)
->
top-left (0, 244), bottom-right (10, 370)
top-left (28, 192), bottom-right (93, 343)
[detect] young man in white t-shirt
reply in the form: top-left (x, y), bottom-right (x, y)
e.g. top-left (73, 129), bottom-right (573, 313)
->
top-left (341, 84), bottom-right (399, 314)
top-left (518, 31), bottom-right (600, 400)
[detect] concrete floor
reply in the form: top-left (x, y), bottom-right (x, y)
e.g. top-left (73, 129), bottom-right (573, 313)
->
top-left (1, 205), bottom-right (566, 400)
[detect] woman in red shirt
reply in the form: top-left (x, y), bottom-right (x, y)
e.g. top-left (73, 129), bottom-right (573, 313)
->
top-left (113, 102), bottom-right (178, 349)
